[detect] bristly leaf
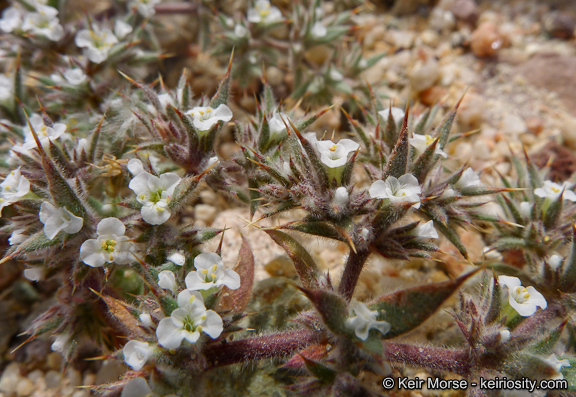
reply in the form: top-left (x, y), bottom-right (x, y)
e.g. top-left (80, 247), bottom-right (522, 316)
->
top-left (383, 104), bottom-right (398, 147)
top-left (301, 355), bottom-right (337, 383)
top-left (436, 94), bottom-right (463, 150)
top-left (0, 230), bottom-right (62, 264)
top-left (217, 236), bottom-right (254, 314)
top-left (561, 224), bottom-right (576, 291)
top-left (433, 220), bottom-right (468, 259)
top-left (369, 270), bottom-right (478, 338)
top-left (264, 230), bottom-right (321, 289)
top-left (298, 287), bottom-right (350, 336)
top-left (209, 50), bottom-right (233, 108)
top-left (278, 220), bottom-right (346, 242)
top-left (411, 136), bottom-right (440, 183)
top-left (529, 320), bottom-right (566, 355)
top-left (383, 105), bottom-right (410, 179)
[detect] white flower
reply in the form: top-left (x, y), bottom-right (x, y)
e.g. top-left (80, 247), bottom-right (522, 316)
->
top-left (499, 329), bottom-right (510, 343)
top-left (127, 158), bottom-right (145, 176)
top-left (498, 275), bottom-right (547, 317)
top-left (0, 7), bottom-right (22, 33)
top-left (0, 168), bottom-right (30, 216)
top-left (369, 174), bottom-right (422, 209)
top-left (548, 255), bottom-right (563, 271)
top-left (333, 187), bottom-right (349, 206)
top-left (121, 377), bottom-right (151, 397)
top-left (207, 156), bottom-right (219, 168)
top-left (139, 313), bottom-right (154, 328)
top-left (24, 267), bottom-right (43, 281)
top-left (535, 180), bottom-right (576, 202)
top-left (310, 21), bottom-right (327, 38)
top-left (247, 0), bottom-right (283, 24)
top-left (21, 5), bottom-right (64, 41)
top-left (234, 24), bottom-right (248, 38)
top-left (455, 167), bottom-right (482, 189)
top-left (130, 0), bottom-right (160, 18)
top-left (409, 134), bottom-right (447, 158)
top-left (378, 107), bottom-right (405, 124)
top-left (0, 74), bottom-right (14, 101)
top-left (345, 301), bottom-right (390, 340)
top-left (39, 202), bottom-right (83, 240)
top-left (75, 26), bottom-right (119, 64)
top-left (63, 68), bottom-right (86, 85)
top-left (315, 139), bottom-right (359, 168)
top-left (79, 217), bottom-right (134, 267)
top-left (519, 201), bottom-right (532, 218)
top-left (114, 20), bottom-right (133, 39)
top-left (123, 340), bottom-right (153, 370)
top-left (185, 252), bottom-right (240, 291)
top-left (11, 114), bottom-right (67, 155)
top-left (269, 111), bottom-right (289, 140)
top-left (158, 270), bottom-right (177, 293)
top-left (9, 229), bottom-right (27, 245)
top-left (543, 354), bottom-right (570, 380)
top-left (51, 334), bottom-right (68, 352)
top-left (329, 68), bottom-right (343, 81)
top-left (412, 220), bottom-right (438, 239)
top-left (185, 104), bottom-right (233, 132)
top-left (128, 171), bottom-right (181, 225)
top-left (156, 290), bottom-right (223, 349)
top-left (167, 251), bottom-right (186, 266)
top-left (157, 93), bottom-right (174, 109)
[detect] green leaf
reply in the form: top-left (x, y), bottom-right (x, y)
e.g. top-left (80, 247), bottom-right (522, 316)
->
top-left (1, 230), bottom-right (62, 264)
top-left (299, 287), bottom-right (350, 336)
top-left (383, 107), bottom-right (410, 179)
top-left (369, 270), bottom-right (478, 338)
top-left (436, 96), bottom-right (462, 150)
top-left (561, 225), bottom-right (576, 291)
top-left (264, 230), bottom-right (321, 289)
top-left (301, 355), bottom-right (337, 383)
top-left (209, 51), bottom-right (233, 108)
top-left (279, 220), bottom-right (345, 242)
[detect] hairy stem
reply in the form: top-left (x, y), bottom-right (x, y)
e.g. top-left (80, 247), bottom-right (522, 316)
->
top-left (202, 328), bottom-right (323, 370)
top-left (338, 249), bottom-right (371, 301)
top-left (384, 342), bottom-right (471, 375)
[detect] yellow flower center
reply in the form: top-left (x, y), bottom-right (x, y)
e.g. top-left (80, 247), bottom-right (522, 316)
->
top-left (329, 145), bottom-right (337, 152)
top-left (551, 186), bottom-right (560, 193)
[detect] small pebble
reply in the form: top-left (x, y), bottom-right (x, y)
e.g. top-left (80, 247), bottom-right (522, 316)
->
top-left (451, 0), bottom-right (478, 25)
top-left (265, 66), bottom-right (283, 86)
top-left (46, 352), bottom-right (63, 371)
top-left (194, 204), bottom-right (218, 224)
top-left (66, 368), bottom-right (82, 387)
top-left (0, 363), bottom-right (22, 394)
top-left (16, 378), bottom-right (35, 397)
top-left (72, 390), bottom-right (90, 397)
top-left (82, 373), bottom-right (96, 386)
top-left (500, 114), bottom-right (527, 136)
top-left (470, 22), bottom-right (503, 57)
top-left (26, 369), bottom-right (44, 383)
top-left (408, 58), bottom-right (440, 92)
top-left (44, 370), bottom-right (62, 389)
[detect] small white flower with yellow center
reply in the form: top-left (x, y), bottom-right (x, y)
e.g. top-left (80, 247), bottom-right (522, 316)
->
top-left (345, 301), bottom-right (390, 341)
top-left (12, 114), bottom-right (67, 156)
top-left (185, 252), bottom-right (240, 291)
top-left (21, 5), bottom-right (64, 41)
top-left (128, 170), bottom-right (181, 225)
top-left (247, 0), bottom-right (283, 24)
top-left (123, 340), bottom-right (154, 371)
top-left (39, 202), bottom-right (83, 240)
top-left (79, 217), bottom-right (134, 267)
top-left (315, 139), bottom-right (359, 169)
top-left (75, 26), bottom-right (119, 64)
top-left (156, 290), bottom-right (223, 349)
top-left (409, 133), bottom-right (447, 158)
top-left (310, 21), bottom-right (327, 38)
top-left (185, 105), bottom-right (233, 132)
top-left (0, 168), bottom-right (30, 216)
top-left (369, 173), bottom-right (422, 209)
top-left (535, 180), bottom-right (576, 202)
top-left (498, 275), bottom-right (547, 317)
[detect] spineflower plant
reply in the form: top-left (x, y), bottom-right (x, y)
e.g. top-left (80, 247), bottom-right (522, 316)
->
top-left (0, 3), bottom-right (575, 396)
